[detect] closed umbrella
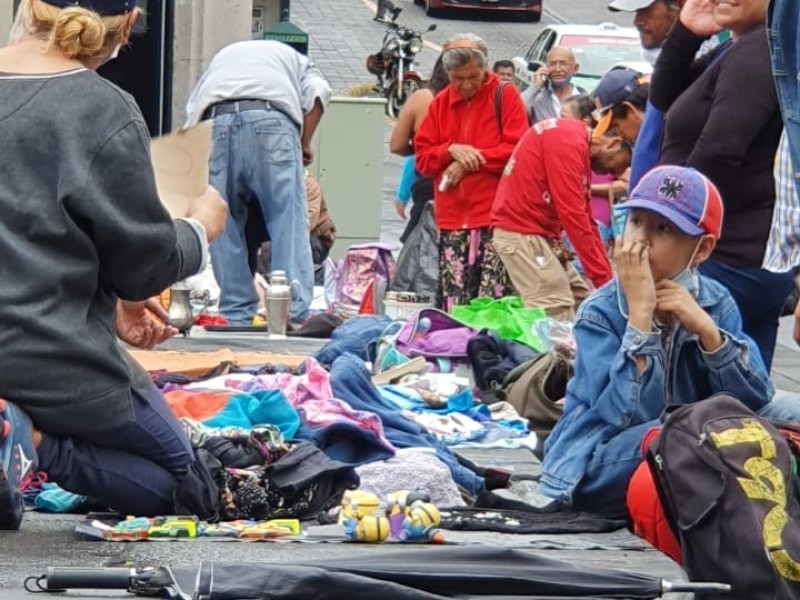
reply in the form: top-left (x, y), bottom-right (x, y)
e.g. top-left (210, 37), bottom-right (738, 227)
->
top-left (29, 546), bottom-right (729, 599)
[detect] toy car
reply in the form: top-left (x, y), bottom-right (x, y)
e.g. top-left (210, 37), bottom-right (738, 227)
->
top-left (148, 517), bottom-right (198, 538)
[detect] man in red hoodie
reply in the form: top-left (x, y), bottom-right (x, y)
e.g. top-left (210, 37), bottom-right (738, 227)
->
top-left (491, 115), bottom-right (629, 320)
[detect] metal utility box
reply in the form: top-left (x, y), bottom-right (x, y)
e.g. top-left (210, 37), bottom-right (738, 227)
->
top-left (309, 97), bottom-right (386, 256)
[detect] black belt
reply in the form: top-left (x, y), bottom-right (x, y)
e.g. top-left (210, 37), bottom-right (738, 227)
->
top-left (202, 99), bottom-right (278, 121)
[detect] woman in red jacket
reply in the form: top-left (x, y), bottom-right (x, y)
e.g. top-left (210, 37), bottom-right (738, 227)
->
top-left (414, 34), bottom-right (528, 311)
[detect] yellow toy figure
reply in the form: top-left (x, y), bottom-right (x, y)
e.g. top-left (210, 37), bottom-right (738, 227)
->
top-left (341, 490), bottom-right (390, 543)
top-left (340, 490), bottom-right (382, 522)
top-left (387, 490), bottom-right (430, 538)
top-left (343, 513), bottom-right (391, 543)
top-left (341, 489), bottom-right (444, 544)
top-left (401, 502), bottom-right (444, 542)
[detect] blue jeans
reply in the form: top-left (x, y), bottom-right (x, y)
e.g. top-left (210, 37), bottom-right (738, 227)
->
top-left (37, 385), bottom-right (193, 516)
top-left (768, 0), bottom-right (800, 184)
top-left (209, 109), bottom-right (313, 323)
top-left (570, 394), bottom-right (800, 518)
top-left (699, 260), bottom-right (794, 371)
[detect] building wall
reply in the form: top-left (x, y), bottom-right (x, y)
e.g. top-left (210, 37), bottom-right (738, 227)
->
top-left (0, 0), bottom-right (282, 128)
top-left (0, 0), bottom-right (13, 44)
top-left (171, 0), bottom-right (252, 127)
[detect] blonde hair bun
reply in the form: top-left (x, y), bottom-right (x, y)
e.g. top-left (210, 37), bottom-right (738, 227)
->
top-left (49, 6), bottom-right (107, 59)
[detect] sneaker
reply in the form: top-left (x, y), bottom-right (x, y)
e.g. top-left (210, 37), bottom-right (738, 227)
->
top-left (0, 399), bottom-right (38, 530)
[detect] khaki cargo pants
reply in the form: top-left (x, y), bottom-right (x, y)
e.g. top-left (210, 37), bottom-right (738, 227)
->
top-left (492, 228), bottom-right (590, 322)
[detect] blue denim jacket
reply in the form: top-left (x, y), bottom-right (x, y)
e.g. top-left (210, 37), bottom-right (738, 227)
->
top-left (769, 0), bottom-right (800, 184)
top-left (540, 275), bottom-right (773, 505)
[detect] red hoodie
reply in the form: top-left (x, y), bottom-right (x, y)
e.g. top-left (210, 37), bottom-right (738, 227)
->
top-left (491, 118), bottom-right (612, 288)
top-left (414, 72), bottom-right (528, 231)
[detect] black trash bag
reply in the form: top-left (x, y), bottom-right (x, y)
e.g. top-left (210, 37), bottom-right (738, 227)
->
top-left (390, 201), bottom-right (438, 300)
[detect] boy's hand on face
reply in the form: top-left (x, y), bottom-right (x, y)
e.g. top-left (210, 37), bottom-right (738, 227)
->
top-left (655, 280), bottom-right (723, 352)
top-left (615, 237), bottom-right (656, 332)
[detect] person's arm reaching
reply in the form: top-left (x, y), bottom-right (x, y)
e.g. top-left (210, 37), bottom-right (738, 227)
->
top-left (300, 59), bottom-right (332, 166)
top-left (390, 90), bottom-right (432, 156)
top-left (544, 132), bottom-right (612, 288)
top-left (650, 21), bottom-right (712, 113)
top-left (684, 37), bottom-right (779, 197)
top-left (66, 120), bottom-right (226, 302)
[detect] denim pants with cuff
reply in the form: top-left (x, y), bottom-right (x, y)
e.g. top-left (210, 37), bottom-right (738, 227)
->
top-left (37, 384), bottom-right (193, 516)
top-left (209, 109), bottom-right (313, 323)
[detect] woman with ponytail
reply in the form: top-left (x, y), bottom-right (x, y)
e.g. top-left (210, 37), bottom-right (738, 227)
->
top-left (0, 0), bottom-right (227, 529)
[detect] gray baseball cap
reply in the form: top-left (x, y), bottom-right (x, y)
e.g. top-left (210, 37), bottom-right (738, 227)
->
top-left (608, 0), bottom-right (658, 11)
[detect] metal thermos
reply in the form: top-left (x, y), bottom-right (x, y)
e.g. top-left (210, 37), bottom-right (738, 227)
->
top-left (265, 270), bottom-right (291, 338)
top-left (166, 285), bottom-right (193, 335)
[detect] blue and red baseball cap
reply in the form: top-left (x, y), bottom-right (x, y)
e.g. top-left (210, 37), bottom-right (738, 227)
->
top-left (618, 166), bottom-right (724, 239)
top-left (41, 0), bottom-right (136, 16)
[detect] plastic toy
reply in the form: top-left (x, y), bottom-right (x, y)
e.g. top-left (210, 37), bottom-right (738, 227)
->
top-left (401, 502), bottom-right (442, 542)
top-left (386, 490), bottom-right (430, 537)
top-left (148, 517), bottom-right (198, 539)
top-left (341, 489), bottom-right (444, 544)
top-left (340, 490), bottom-right (382, 522)
top-left (343, 514), bottom-right (390, 543)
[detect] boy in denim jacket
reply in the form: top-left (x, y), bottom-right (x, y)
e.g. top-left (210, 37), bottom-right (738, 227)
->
top-left (539, 165), bottom-right (800, 518)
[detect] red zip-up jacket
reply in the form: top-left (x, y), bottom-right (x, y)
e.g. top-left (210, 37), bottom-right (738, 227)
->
top-left (414, 72), bottom-right (528, 230)
top-left (491, 118), bottom-right (612, 288)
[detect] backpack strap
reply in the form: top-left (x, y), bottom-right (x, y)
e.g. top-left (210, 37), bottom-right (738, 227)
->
top-left (495, 81), bottom-right (509, 135)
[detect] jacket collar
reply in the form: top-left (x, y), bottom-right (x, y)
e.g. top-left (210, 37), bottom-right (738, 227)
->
top-left (447, 71), bottom-right (498, 109)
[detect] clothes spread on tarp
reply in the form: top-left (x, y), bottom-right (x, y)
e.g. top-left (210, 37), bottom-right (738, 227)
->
top-left (401, 410), bottom-right (486, 445)
top-left (439, 507), bottom-right (626, 534)
top-left (327, 354), bottom-right (486, 497)
top-left (180, 420), bottom-right (286, 469)
top-left (287, 312), bottom-right (343, 338)
top-left (315, 315), bottom-right (392, 366)
top-left (174, 440), bottom-right (358, 523)
top-left (164, 388), bottom-right (301, 439)
top-left (355, 449), bottom-right (465, 508)
top-left (171, 361), bottom-right (397, 467)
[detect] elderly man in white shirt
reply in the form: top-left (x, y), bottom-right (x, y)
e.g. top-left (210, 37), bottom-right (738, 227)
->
top-left (185, 40), bottom-right (331, 325)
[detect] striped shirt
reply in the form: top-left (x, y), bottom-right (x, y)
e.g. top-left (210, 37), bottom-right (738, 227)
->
top-left (763, 130), bottom-right (800, 273)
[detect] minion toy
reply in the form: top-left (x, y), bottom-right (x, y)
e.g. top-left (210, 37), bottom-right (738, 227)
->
top-left (402, 502), bottom-right (442, 542)
top-left (340, 490), bottom-right (382, 523)
top-left (343, 514), bottom-right (390, 543)
top-left (386, 490), bottom-right (429, 537)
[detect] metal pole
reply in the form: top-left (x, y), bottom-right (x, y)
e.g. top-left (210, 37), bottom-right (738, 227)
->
top-left (279, 0), bottom-right (290, 21)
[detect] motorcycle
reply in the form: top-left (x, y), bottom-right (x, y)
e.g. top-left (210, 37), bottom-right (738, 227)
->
top-left (366, 9), bottom-right (437, 118)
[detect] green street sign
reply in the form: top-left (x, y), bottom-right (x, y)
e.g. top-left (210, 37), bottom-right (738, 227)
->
top-left (264, 20), bottom-right (309, 54)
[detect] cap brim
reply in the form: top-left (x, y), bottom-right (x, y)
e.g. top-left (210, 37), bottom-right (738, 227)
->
top-left (592, 111), bottom-right (613, 138)
top-left (608, 0), bottom-right (655, 11)
top-left (616, 198), bottom-right (706, 236)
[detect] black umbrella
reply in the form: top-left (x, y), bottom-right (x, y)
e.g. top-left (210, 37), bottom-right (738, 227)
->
top-left (28, 546), bottom-right (730, 599)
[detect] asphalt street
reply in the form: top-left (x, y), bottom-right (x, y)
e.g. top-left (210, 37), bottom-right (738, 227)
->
top-left (1, 1), bottom-right (798, 598)
top-left (291, 0), bottom-right (631, 93)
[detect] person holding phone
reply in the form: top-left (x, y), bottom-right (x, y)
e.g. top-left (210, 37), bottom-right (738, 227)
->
top-left (521, 47), bottom-right (587, 125)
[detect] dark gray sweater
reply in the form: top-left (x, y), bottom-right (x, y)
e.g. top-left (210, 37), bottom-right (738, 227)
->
top-left (0, 69), bottom-right (203, 435)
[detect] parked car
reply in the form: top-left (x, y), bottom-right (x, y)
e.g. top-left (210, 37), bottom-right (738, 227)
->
top-left (414, 0), bottom-right (542, 21)
top-left (512, 23), bottom-right (647, 92)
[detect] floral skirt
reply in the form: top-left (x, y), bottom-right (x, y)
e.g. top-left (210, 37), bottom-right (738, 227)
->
top-left (437, 228), bottom-right (513, 312)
